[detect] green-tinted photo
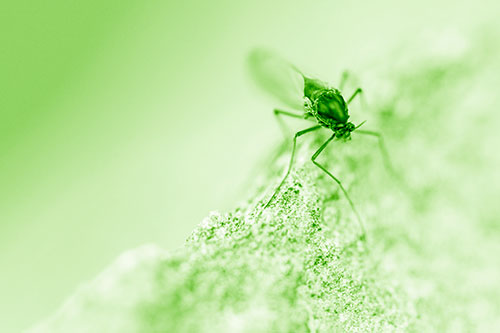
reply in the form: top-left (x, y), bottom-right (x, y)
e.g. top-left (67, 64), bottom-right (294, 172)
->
top-left (1, 0), bottom-right (499, 331)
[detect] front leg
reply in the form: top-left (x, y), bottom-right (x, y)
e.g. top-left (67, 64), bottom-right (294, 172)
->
top-left (263, 125), bottom-right (321, 210)
top-left (356, 130), bottom-right (397, 179)
top-left (311, 134), bottom-right (366, 239)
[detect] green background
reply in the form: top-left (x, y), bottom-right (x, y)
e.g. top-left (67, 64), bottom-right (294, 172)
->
top-left (0, 0), bottom-right (497, 331)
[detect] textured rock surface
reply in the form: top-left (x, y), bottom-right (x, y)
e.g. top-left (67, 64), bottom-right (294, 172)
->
top-left (30, 32), bottom-right (500, 332)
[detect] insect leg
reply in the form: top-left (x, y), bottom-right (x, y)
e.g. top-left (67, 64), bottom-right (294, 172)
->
top-left (273, 109), bottom-right (307, 139)
top-left (311, 134), bottom-right (366, 239)
top-left (347, 88), bottom-right (363, 104)
top-left (263, 125), bottom-right (322, 210)
top-left (339, 70), bottom-right (349, 91)
top-left (356, 130), bottom-right (397, 178)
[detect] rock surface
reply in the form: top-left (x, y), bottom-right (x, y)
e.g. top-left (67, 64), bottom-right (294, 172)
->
top-left (30, 32), bottom-right (500, 332)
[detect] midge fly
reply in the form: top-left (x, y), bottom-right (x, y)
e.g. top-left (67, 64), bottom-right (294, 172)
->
top-left (249, 49), bottom-right (393, 239)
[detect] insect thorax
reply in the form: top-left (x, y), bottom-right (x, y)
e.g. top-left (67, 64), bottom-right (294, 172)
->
top-left (305, 88), bottom-right (351, 129)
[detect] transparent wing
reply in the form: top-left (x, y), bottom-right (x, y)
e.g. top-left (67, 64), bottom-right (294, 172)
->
top-left (247, 48), bottom-right (305, 110)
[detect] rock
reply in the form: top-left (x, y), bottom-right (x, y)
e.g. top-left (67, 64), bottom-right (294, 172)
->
top-left (29, 31), bottom-right (500, 332)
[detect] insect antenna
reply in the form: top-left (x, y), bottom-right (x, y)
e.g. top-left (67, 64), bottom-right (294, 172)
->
top-left (355, 121), bottom-right (367, 129)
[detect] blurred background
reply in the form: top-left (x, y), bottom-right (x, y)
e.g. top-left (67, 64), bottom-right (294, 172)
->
top-left (0, 0), bottom-right (498, 331)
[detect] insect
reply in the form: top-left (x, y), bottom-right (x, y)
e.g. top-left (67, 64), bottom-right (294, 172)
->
top-left (249, 49), bottom-right (393, 239)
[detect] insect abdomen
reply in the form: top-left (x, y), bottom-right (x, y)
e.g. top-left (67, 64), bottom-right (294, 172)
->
top-left (303, 77), bottom-right (327, 100)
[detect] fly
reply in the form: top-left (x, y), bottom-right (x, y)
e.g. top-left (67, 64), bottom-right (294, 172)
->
top-left (248, 48), bottom-right (394, 239)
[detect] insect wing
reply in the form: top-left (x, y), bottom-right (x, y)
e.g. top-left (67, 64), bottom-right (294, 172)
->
top-left (247, 49), bottom-right (305, 110)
